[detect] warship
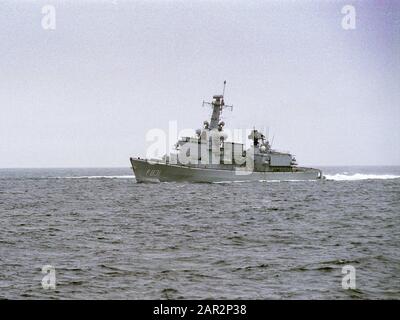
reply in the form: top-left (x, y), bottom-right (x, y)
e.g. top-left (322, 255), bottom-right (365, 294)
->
top-left (130, 82), bottom-right (322, 183)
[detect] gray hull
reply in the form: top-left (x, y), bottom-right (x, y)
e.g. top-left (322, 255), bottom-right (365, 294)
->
top-left (130, 158), bottom-right (322, 183)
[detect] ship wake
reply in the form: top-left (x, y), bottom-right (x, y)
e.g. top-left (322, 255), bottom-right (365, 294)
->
top-left (325, 173), bottom-right (400, 181)
top-left (52, 175), bottom-right (135, 179)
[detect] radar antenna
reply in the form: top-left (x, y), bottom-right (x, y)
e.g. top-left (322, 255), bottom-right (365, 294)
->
top-left (222, 80), bottom-right (226, 97)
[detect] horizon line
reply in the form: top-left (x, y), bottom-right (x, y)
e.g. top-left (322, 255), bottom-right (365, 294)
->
top-left (1, 164), bottom-right (400, 170)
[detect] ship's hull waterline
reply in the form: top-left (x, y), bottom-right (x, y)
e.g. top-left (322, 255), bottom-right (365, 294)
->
top-left (130, 158), bottom-right (323, 183)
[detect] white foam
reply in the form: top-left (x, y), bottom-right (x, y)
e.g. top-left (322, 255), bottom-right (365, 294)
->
top-left (52, 175), bottom-right (135, 179)
top-left (213, 180), bottom-right (251, 184)
top-left (213, 179), bottom-right (315, 184)
top-left (325, 173), bottom-right (400, 181)
top-left (49, 174), bottom-right (400, 181)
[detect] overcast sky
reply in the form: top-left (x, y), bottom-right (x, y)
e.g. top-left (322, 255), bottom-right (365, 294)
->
top-left (0, 0), bottom-right (399, 167)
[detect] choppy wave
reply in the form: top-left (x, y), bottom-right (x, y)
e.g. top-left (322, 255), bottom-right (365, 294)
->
top-left (325, 173), bottom-right (400, 181)
top-left (2, 166), bottom-right (400, 299)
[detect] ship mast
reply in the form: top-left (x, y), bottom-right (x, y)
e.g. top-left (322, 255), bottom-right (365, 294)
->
top-left (202, 81), bottom-right (232, 130)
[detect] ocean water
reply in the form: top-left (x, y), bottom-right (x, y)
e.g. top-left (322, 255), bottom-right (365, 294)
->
top-left (0, 166), bottom-right (399, 299)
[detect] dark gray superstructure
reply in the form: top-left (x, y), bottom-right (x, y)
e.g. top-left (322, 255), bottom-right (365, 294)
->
top-left (130, 83), bottom-right (322, 183)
